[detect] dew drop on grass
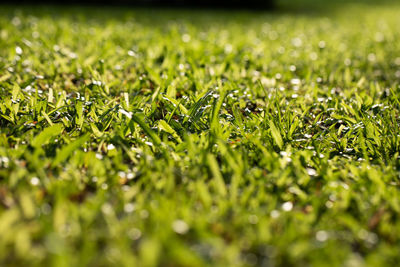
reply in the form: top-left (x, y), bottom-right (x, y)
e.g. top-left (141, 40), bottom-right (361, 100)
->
top-left (292, 37), bottom-right (302, 47)
top-left (358, 230), bottom-right (378, 244)
top-left (101, 183), bottom-right (108, 190)
top-left (68, 52), bottom-right (77, 59)
top-left (127, 50), bottom-right (136, 57)
top-left (140, 210), bottom-right (149, 219)
top-left (92, 80), bottom-right (102, 86)
top-left (0, 157), bottom-right (9, 168)
top-left (119, 109), bottom-right (132, 119)
top-left (127, 172), bottom-right (134, 180)
top-left (268, 31), bottom-right (278, 40)
top-left (122, 185), bottom-right (130, 191)
top-left (290, 78), bottom-right (300, 85)
top-left (145, 141), bottom-right (153, 147)
top-left (124, 203), bottom-right (135, 213)
top-left (270, 210), bottom-right (280, 218)
top-left (30, 177), bottom-right (40, 186)
top-left (182, 34), bottom-right (191, 43)
top-left (172, 219), bottom-right (189, 234)
top-left (107, 144), bottom-right (115, 150)
top-left (368, 53), bottom-right (376, 62)
top-left (316, 230), bottom-right (329, 242)
top-left (15, 46), bottom-right (23, 55)
top-left (224, 44), bottom-right (233, 53)
top-left (12, 16), bottom-right (21, 26)
top-left (325, 201), bottom-right (333, 209)
top-left (282, 201), bottom-right (293, 212)
top-left (32, 31), bottom-right (39, 38)
top-left (128, 228), bottom-right (142, 240)
top-left (248, 215), bottom-right (259, 224)
top-left (310, 52), bottom-right (318, 60)
top-left (306, 168), bottom-right (317, 176)
top-left (101, 203), bottom-right (113, 215)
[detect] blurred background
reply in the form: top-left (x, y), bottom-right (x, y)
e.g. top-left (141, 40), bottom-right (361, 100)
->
top-left (3, 0), bottom-right (276, 8)
top-left (2, 0), bottom-right (396, 11)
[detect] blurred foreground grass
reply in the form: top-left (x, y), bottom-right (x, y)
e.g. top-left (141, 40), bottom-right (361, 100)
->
top-left (0, 1), bottom-right (400, 266)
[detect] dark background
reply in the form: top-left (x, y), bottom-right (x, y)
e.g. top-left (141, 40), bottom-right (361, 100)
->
top-left (1, 0), bottom-right (275, 8)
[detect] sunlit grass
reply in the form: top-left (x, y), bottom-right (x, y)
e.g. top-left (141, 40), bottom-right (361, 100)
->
top-left (0, 2), bottom-right (400, 266)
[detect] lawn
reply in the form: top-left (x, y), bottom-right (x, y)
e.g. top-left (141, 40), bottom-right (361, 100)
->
top-left (0, 1), bottom-right (400, 266)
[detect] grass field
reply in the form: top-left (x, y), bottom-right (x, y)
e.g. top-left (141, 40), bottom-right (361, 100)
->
top-left (1, 1), bottom-right (400, 266)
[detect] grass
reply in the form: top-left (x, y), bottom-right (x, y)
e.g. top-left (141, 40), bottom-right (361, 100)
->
top-left (1, 1), bottom-right (400, 266)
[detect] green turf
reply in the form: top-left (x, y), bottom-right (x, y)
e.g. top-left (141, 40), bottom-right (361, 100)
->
top-left (1, 1), bottom-right (400, 266)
